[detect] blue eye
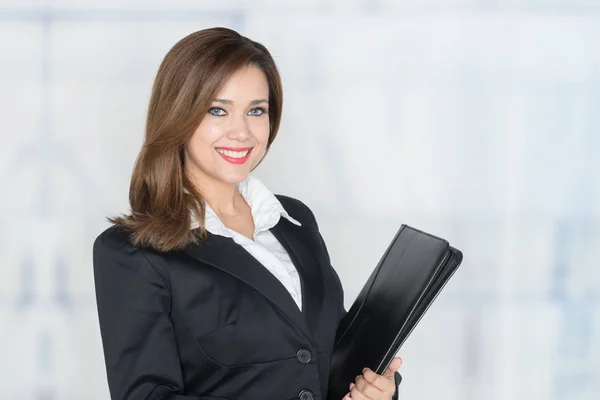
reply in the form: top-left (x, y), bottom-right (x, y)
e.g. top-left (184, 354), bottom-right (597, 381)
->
top-left (248, 107), bottom-right (267, 116)
top-left (208, 107), bottom-right (226, 116)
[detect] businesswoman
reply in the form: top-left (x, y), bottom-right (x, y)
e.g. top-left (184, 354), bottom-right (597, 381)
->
top-left (93, 27), bottom-right (402, 400)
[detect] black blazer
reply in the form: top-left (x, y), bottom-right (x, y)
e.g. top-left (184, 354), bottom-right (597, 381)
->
top-left (93, 195), bottom-right (399, 400)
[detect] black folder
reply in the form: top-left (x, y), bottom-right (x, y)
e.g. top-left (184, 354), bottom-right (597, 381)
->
top-left (327, 225), bottom-right (463, 400)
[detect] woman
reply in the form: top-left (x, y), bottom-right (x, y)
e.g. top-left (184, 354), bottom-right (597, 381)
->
top-left (93, 27), bottom-right (402, 400)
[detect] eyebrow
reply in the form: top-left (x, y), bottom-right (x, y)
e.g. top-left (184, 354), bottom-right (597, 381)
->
top-left (213, 98), bottom-right (268, 105)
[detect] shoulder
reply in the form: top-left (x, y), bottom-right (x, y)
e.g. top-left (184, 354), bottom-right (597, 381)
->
top-left (275, 194), bottom-right (319, 228)
top-left (93, 225), bottom-right (139, 257)
top-left (92, 225), bottom-right (168, 282)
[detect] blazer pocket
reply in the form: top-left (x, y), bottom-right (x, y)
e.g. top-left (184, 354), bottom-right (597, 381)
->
top-left (195, 319), bottom-right (245, 368)
top-left (198, 319), bottom-right (238, 336)
top-left (171, 395), bottom-right (232, 400)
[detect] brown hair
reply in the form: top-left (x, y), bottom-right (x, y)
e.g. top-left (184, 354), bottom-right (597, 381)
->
top-left (109, 27), bottom-right (284, 252)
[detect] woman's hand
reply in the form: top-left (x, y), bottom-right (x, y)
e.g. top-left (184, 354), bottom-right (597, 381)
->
top-left (342, 357), bottom-right (402, 400)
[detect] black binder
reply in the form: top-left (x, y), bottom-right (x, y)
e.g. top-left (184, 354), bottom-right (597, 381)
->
top-left (327, 225), bottom-right (463, 400)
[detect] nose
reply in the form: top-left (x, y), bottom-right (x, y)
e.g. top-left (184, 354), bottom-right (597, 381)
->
top-left (226, 114), bottom-right (252, 141)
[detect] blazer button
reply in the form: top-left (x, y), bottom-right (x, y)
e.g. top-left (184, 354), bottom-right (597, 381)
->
top-left (296, 349), bottom-right (312, 364)
top-left (298, 389), bottom-right (314, 400)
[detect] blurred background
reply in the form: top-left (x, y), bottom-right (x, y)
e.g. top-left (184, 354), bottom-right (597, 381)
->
top-left (1, 0), bottom-right (599, 399)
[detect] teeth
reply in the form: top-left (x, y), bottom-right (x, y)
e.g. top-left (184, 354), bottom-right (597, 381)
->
top-left (216, 148), bottom-right (249, 158)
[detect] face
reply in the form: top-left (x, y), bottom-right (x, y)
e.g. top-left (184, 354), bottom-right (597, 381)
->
top-left (184, 65), bottom-right (270, 188)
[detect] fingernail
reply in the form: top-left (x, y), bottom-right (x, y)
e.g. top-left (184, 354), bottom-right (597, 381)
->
top-left (362, 367), bottom-right (367, 372)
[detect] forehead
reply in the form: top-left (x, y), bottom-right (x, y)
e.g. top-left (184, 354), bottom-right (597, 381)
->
top-left (215, 66), bottom-right (269, 99)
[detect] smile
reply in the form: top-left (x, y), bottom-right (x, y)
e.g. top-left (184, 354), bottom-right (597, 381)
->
top-left (215, 147), bottom-right (253, 164)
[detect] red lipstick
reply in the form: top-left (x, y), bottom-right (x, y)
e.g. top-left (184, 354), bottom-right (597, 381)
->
top-left (215, 147), bottom-right (253, 165)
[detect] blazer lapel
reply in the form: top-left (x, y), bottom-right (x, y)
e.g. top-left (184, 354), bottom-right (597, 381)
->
top-left (271, 218), bottom-right (325, 336)
top-left (182, 233), bottom-right (311, 338)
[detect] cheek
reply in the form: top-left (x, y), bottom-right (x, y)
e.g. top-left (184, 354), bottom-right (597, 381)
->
top-left (188, 134), bottom-right (211, 154)
top-left (185, 129), bottom-right (219, 171)
top-left (185, 139), bottom-right (211, 168)
top-left (251, 118), bottom-right (270, 143)
top-left (188, 123), bottom-right (220, 153)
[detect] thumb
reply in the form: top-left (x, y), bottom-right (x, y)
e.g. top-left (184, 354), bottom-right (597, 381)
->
top-left (383, 357), bottom-right (402, 378)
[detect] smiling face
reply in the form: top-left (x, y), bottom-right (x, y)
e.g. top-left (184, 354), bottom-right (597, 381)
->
top-left (184, 65), bottom-right (270, 188)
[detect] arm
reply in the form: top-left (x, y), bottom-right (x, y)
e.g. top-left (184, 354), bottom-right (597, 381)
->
top-left (93, 230), bottom-right (203, 400)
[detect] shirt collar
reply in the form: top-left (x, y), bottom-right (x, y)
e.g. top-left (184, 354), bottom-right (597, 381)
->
top-left (190, 174), bottom-right (301, 238)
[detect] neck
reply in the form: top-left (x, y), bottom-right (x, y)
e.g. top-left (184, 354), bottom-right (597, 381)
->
top-left (191, 174), bottom-right (246, 218)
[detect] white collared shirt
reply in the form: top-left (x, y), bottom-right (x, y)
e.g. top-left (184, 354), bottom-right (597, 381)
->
top-left (190, 175), bottom-right (304, 310)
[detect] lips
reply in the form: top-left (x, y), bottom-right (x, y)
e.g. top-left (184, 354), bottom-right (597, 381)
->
top-left (215, 147), bottom-right (253, 165)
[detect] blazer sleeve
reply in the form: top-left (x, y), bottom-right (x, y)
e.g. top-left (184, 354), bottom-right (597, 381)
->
top-left (391, 371), bottom-right (402, 400)
top-left (93, 231), bottom-right (204, 400)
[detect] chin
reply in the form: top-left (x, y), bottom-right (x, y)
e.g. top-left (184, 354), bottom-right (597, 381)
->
top-left (216, 169), bottom-right (252, 185)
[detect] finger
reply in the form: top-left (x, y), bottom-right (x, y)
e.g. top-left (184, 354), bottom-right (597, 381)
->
top-left (348, 383), bottom-right (369, 400)
top-left (355, 374), bottom-right (387, 399)
top-left (360, 368), bottom-right (396, 396)
top-left (383, 357), bottom-right (403, 378)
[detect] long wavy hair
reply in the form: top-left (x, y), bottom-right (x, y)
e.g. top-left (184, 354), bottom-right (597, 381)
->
top-left (109, 27), bottom-right (284, 252)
